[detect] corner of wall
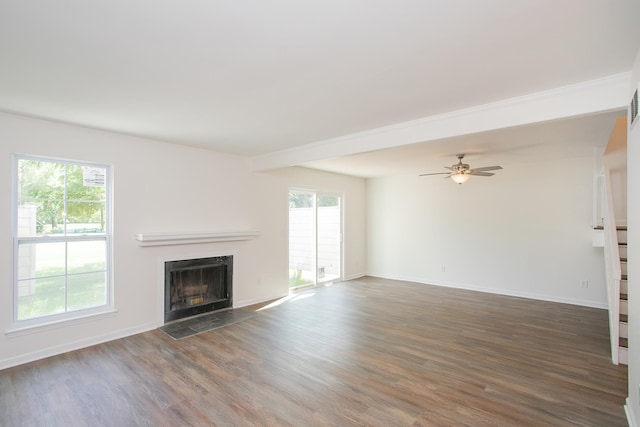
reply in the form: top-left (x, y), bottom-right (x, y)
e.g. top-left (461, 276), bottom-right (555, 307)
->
top-left (625, 46), bottom-right (640, 427)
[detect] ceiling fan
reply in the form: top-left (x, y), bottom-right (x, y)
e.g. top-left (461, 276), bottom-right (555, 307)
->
top-left (419, 154), bottom-right (503, 184)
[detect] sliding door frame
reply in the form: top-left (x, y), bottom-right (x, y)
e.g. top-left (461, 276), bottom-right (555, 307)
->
top-left (288, 188), bottom-right (343, 289)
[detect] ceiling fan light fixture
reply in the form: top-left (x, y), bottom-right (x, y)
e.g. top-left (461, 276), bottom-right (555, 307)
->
top-left (451, 172), bottom-right (469, 185)
top-left (418, 154), bottom-right (501, 184)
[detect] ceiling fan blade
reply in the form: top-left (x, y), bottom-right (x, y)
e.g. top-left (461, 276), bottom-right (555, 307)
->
top-left (468, 171), bottom-right (495, 177)
top-left (444, 166), bottom-right (453, 170)
top-left (419, 172), bottom-right (451, 176)
top-left (469, 166), bottom-right (502, 172)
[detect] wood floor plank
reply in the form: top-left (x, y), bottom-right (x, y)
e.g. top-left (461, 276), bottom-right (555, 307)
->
top-left (0, 276), bottom-right (628, 426)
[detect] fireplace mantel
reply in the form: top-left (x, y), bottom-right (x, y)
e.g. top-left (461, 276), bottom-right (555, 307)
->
top-left (136, 230), bottom-right (259, 247)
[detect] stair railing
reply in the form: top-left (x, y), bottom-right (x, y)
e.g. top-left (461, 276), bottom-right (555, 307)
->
top-left (602, 165), bottom-right (622, 364)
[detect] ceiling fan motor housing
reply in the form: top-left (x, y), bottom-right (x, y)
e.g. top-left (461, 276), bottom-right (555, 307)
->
top-left (453, 163), bottom-right (470, 173)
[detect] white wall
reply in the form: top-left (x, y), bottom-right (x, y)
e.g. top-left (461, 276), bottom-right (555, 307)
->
top-left (609, 168), bottom-right (628, 226)
top-left (604, 116), bottom-right (629, 226)
top-left (367, 154), bottom-right (607, 307)
top-left (0, 113), bottom-right (366, 369)
top-left (626, 47), bottom-right (640, 427)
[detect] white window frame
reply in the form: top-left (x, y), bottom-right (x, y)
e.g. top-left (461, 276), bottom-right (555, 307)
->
top-left (11, 154), bottom-right (114, 329)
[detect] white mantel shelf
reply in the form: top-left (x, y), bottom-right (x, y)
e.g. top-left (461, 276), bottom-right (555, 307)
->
top-left (136, 230), bottom-right (259, 247)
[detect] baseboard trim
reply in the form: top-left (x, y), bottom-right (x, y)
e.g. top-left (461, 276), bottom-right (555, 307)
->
top-left (235, 292), bottom-right (289, 309)
top-left (0, 321), bottom-right (158, 371)
top-left (626, 398), bottom-right (638, 427)
top-left (344, 272), bottom-right (366, 281)
top-left (364, 273), bottom-right (608, 309)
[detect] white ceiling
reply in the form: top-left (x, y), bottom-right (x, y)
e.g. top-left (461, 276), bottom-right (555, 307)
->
top-left (1, 1), bottom-right (639, 175)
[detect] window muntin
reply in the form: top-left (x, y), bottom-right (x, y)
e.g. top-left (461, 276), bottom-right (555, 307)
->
top-left (13, 156), bottom-right (112, 325)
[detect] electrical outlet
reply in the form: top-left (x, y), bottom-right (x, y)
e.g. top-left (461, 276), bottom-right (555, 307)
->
top-left (581, 280), bottom-right (589, 288)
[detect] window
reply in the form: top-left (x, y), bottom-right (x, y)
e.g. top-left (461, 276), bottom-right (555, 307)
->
top-left (13, 155), bottom-right (112, 327)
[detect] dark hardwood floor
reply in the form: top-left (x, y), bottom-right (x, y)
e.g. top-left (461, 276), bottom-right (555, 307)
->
top-left (0, 276), bottom-right (628, 426)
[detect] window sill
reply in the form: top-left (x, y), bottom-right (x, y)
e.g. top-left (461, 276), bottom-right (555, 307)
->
top-left (5, 308), bottom-right (118, 338)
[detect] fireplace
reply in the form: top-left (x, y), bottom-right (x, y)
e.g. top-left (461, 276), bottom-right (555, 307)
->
top-left (164, 255), bottom-right (233, 322)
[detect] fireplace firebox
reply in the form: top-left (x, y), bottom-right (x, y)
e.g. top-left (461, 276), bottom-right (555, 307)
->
top-left (164, 256), bottom-right (233, 322)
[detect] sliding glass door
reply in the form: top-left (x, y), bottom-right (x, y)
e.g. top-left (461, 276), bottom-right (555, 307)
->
top-left (288, 190), bottom-right (342, 289)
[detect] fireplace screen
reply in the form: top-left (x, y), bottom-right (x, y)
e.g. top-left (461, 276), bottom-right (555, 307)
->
top-left (165, 256), bottom-right (232, 322)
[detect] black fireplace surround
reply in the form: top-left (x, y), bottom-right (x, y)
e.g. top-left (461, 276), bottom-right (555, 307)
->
top-left (164, 255), bottom-right (233, 323)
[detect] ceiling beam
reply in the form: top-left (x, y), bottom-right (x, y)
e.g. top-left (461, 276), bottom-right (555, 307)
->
top-left (251, 72), bottom-right (630, 172)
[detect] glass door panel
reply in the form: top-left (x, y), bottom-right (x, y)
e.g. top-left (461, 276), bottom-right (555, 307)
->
top-left (288, 191), bottom-right (315, 288)
top-left (317, 194), bottom-right (341, 284)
